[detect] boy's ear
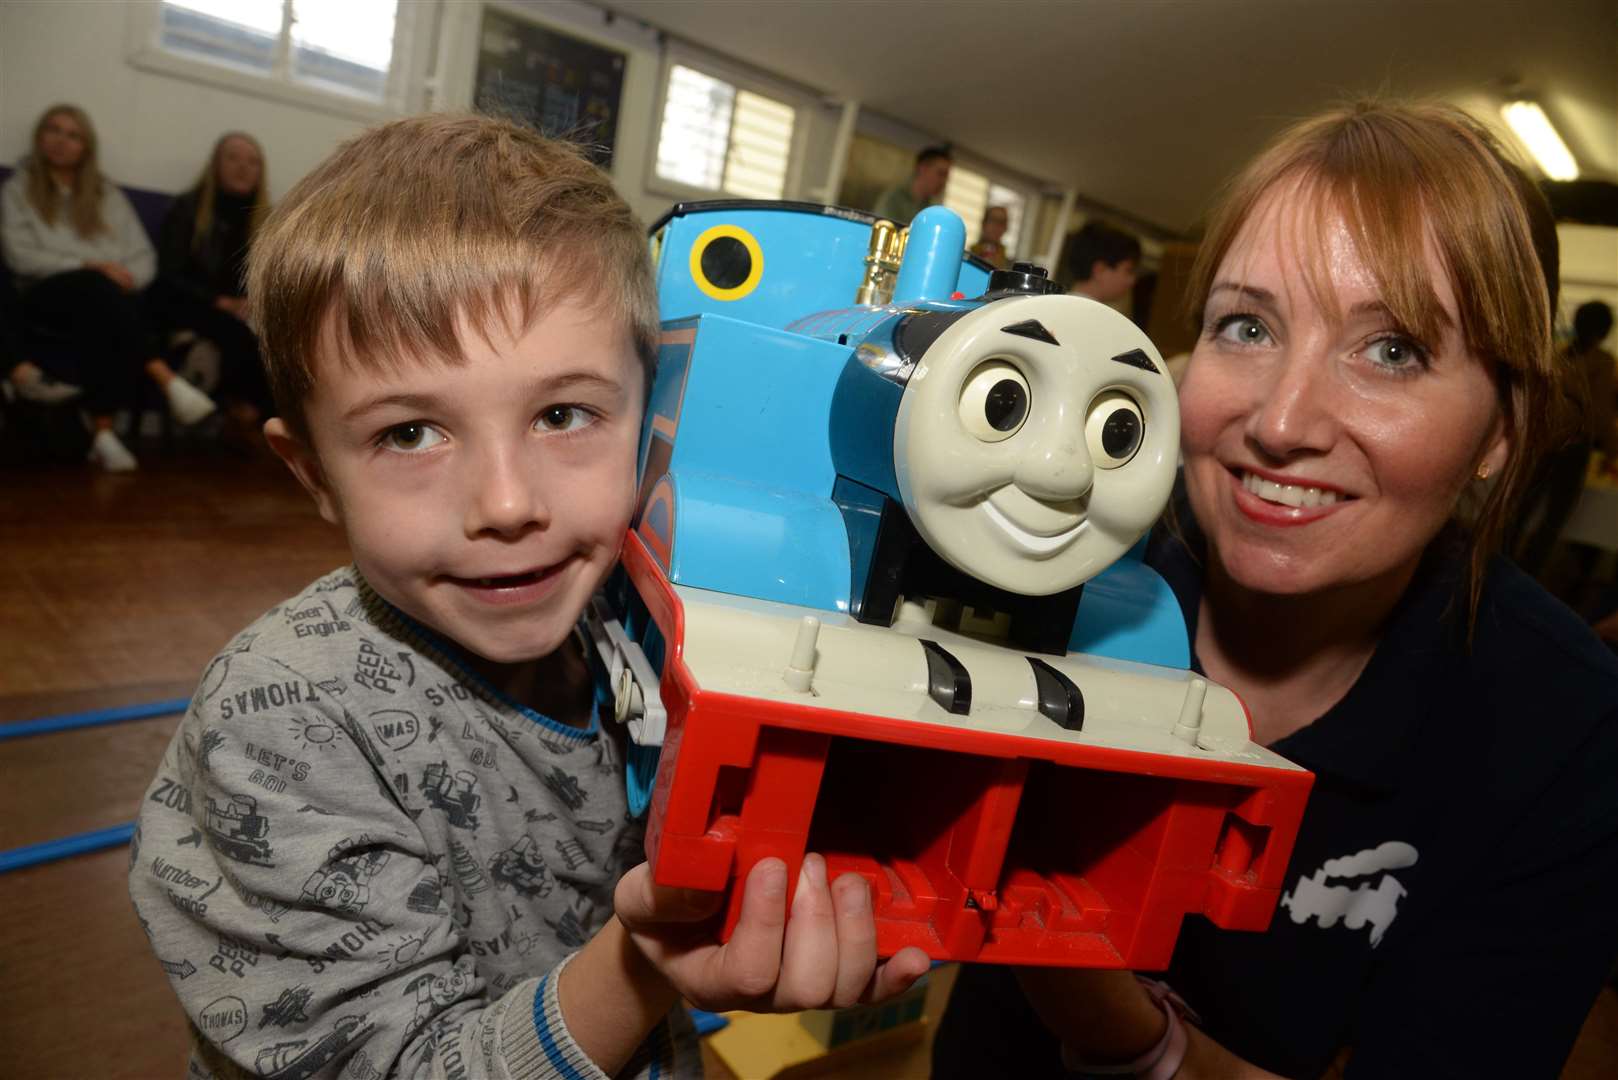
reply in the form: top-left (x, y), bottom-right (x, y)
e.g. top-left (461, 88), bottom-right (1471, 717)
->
top-left (264, 418), bottom-right (341, 525)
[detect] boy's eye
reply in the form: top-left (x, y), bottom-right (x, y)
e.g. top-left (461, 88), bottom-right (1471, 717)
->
top-left (379, 422), bottom-right (445, 453)
top-left (536, 405), bottom-right (594, 434)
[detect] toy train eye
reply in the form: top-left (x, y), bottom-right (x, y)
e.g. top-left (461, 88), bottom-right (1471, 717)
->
top-left (959, 360), bottom-right (1030, 442)
top-left (690, 224), bottom-right (764, 301)
top-left (1085, 391), bottom-right (1145, 468)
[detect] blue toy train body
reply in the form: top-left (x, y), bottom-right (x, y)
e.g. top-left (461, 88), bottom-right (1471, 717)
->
top-left (584, 200), bottom-right (1312, 967)
top-left (636, 199), bottom-right (1187, 667)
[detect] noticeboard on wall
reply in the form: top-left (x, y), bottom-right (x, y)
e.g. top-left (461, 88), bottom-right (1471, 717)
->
top-left (473, 6), bottom-right (626, 169)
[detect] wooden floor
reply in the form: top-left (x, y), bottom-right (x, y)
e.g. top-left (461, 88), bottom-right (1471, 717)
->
top-left (2, 447), bottom-right (1615, 1079)
top-left (0, 450), bottom-right (351, 1080)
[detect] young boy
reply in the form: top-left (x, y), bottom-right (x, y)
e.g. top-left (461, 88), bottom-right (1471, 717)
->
top-left (129, 114), bottom-right (927, 1080)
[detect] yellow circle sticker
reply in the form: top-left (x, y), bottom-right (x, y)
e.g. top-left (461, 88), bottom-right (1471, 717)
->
top-left (689, 224), bottom-right (764, 301)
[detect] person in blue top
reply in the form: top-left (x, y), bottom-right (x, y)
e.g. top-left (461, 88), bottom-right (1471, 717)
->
top-left (934, 100), bottom-right (1618, 1079)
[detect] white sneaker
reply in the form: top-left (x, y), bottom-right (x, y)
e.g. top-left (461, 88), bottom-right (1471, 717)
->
top-left (165, 376), bottom-right (217, 426)
top-left (12, 365), bottom-right (83, 405)
top-left (88, 429), bottom-right (138, 472)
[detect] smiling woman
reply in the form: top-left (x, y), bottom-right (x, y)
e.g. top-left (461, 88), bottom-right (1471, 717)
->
top-left (935, 101), bottom-right (1618, 1080)
top-left (1181, 177), bottom-right (1513, 624)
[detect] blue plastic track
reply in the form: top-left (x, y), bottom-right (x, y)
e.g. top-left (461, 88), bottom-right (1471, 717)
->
top-left (0, 822), bottom-right (136, 874)
top-left (0, 698), bottom-right (188, 741)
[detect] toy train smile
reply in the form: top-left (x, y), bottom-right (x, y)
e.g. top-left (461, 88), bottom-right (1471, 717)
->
top-left (585, 201), bottom-right (1312, 969)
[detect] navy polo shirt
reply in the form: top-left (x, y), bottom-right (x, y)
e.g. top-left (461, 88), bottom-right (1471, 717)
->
top-left (934, 520), bottom-right (1618, 1078)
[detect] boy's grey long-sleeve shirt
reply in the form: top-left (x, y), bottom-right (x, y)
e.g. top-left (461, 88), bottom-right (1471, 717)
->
top-left (129, 567), bottom-right (700, 1079)
top-left (1, 169), bottom-right (156, 288)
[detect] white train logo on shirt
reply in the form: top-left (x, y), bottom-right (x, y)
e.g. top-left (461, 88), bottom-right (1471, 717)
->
top-left (1280, 840), bottom-right (1419, 947)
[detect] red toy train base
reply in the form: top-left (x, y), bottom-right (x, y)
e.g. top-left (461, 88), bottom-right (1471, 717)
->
top-left (623, 532), bottom-right (1313, 970)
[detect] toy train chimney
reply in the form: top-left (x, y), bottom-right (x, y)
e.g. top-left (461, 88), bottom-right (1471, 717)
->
top-left (893, 206), bottom-right (967, 305)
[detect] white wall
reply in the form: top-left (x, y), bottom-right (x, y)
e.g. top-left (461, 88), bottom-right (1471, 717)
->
top-left (0, 1), bottom-right (385, 201)
top-left (0, 0), bottom-right (844, 230)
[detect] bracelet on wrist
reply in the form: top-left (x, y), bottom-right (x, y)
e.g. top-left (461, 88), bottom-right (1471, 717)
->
top-left (1060, 976), bottom-right (1199, 1080)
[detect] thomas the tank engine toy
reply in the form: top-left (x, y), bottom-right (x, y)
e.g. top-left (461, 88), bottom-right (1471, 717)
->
top-left (584, 202), bottom-right (1312, 970)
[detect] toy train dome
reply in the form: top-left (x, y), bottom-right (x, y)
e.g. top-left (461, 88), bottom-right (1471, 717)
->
top-left (984, 261), bottom-right (1064, 297)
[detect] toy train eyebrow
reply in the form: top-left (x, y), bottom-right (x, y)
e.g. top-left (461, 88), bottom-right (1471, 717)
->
top-left (1000, 319), bottom-right (1059, 346)
top-left (998, 320), bottom-right (1162, 376)
top-left (1111, 348), bottom-right (1160, 375)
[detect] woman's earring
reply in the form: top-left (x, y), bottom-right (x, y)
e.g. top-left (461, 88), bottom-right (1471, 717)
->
top-left (1476, 462), bottom-right (1492, 481)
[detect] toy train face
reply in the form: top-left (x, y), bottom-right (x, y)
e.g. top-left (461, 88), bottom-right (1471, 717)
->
top-left (871, 291), bottom-right (1178, 596)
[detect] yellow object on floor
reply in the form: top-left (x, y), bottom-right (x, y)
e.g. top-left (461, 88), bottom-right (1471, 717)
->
top-left (701, 965), bottom-right (957, 1079)
top-left (704, 1010), bottom-right (927, 1079)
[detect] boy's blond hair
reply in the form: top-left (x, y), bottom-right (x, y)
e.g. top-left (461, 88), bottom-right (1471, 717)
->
top-left (248, 113), bottom-right (658, 439)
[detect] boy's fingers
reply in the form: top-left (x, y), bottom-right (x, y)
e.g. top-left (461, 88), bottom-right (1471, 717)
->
top-left (615, 862), bottom-right (724, 927)
top-left (829, 872), bottom-right (878, 1007)
top-left (713, 857), bottom-right (790, 1000)
top-left (776, 854), bottom-right (838, 1008)
top-left (865, 946), bottom-right (931, 1004)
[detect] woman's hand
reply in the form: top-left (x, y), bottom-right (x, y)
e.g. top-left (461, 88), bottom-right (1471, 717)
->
top-left (1019, 967), bottom-right (1169, 1063)
top-left (1018, 967), bottom-right (1284, 1079)
top-left (84, 260), bottom-right (135, 291)
top-left (614, 853), bottom-right (931, 1013)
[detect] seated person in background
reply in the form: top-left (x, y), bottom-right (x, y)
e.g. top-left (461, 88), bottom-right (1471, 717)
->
top-left (149, 132), bottom-right (274, 434)
top-left (872, 143), bottom-right (952, 225)
top-left (1598, 607), bottom-right (1618, 647)
top-left (128, 113), bottom-right (929, 1080)
top-left (1062, 219), bottom-right (1141, 305)
top-left (969, 204), bottom-right (1012, 268)
top-left (1512, 299), bottom-right (1618, 576)
top-left (2, 262), bottom-right (77, 403)
top-left (934, 100), bottom-right (1618, 1079)
top-left (1, 103), bottom-right (216, 471)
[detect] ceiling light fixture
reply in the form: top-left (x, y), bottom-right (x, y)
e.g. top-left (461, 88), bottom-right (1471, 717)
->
top-left (1500, 99), bottom-right (1579, 181)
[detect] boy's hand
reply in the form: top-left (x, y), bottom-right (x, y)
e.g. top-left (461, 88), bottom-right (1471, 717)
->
top-left (614, 853), bottom-right (931, 1013)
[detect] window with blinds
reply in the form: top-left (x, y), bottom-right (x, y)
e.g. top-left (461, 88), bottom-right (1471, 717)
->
top-left (158, 0), bottom-right (400, 101)
top-left (654, 64), bottom-right (797, 199)
top-left (946, 165), bottom-right (1028, 258)
top-left (943, 165), bottom-right (992, 242)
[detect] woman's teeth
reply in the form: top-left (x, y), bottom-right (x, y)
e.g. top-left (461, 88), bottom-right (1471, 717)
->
top-left (1241, 471), bottom-right (1340, 508)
